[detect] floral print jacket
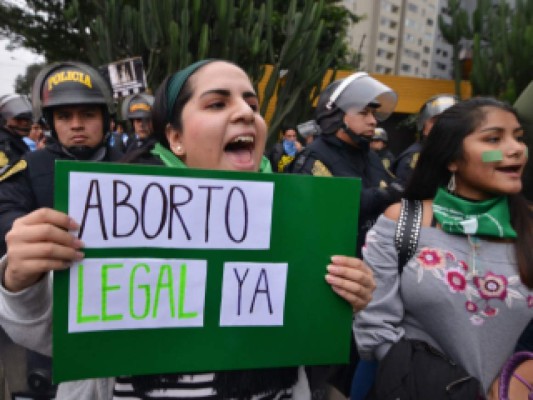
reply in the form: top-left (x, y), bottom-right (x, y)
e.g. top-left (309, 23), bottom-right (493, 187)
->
top-left (353, 215), bottom-right (533, 394)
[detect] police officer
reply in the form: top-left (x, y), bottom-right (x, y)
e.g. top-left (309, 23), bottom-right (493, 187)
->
top-left (0, 94), bottom-right (33, 172)
top-left (122, 92), bottom-right (154, 152)
top-left (287, 72), bottom-right (401, 398)
top-left (370, 127), bottom-right (395, 173)
top-left (0, 61), bottom-right (124, 399)
top-left (0, 61), bottom-right (123, 256)
top-left (391, 93), bottom-right (458, 185)
top-left (287, 72), bottom-right (401, 253)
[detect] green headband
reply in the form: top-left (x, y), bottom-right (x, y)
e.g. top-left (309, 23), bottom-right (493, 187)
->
top-left (166, 59), bottom-right (215, 122)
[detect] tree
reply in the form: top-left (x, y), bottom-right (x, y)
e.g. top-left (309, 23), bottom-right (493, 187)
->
top-left (14, 63), bottom-right (46, 95)
top-left (0, 0), bottom-right (96, 62)
top-left (0, 0), bottom-right (359, 145)
top-left (438, 0), bottom-right (470, 98)
top-left (266, 0), bottom-right (361, 68)
top-left (469, 0), bottom-right (533, 102)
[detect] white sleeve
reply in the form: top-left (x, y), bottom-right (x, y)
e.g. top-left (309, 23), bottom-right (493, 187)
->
top-left (0, 255), bottom-right (53, 356)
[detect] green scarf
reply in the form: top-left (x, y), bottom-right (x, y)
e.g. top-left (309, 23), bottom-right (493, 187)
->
top-left (432, 187), bottom-right (517, 238)
top-left (150, 142), bottom-right (272, 173)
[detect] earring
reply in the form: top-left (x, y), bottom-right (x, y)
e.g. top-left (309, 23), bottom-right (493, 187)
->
top-left (172, 144), bottom-right (184, 155)
top-left (447, 172), bottom-right (456, 193)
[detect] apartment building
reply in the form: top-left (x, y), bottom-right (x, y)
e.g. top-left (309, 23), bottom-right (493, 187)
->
top-left (343, 0), bottom-right (476, 79)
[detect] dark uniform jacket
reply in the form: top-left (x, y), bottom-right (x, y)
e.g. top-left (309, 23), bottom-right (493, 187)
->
top-left (286, 134), bottom-right (399, 255)
top-left (373, 148), bottom-right (396, 174)
top-left (391, 141), bottom-right (422, 186)
top-left (0, 139), bottom-right (124, 256)
top-left (0, 127), bottom-right (30, 174)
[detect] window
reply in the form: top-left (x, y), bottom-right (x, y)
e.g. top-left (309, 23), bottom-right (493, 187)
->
top-left (375, 64), bottom-right (386, 73)
top-left (436, 62), bottom-right (447, 71)
top-left (383, 0), bottom-right (400, 13)
top-left (405, 18), bottom-right (417, 28)
top-left (401, 63), bottom-right (412, 72)
top-left (379, 32), bottom-right (397, 45)
top-left (404, 49), bottom-right (420, 60)
top-left (381, 16), bottom-right (398, 29)
top-left (375, 64), bottom-right (393, 74)
top-left (408, 3), bottom-right (418, 12)
top-left (423, 46), bottom-right (430, 54)
top-left (427, 18), bottom-right (434, 26)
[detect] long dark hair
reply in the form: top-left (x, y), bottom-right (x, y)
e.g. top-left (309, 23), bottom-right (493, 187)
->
top-left (404, 97), bottom-right (533, 288)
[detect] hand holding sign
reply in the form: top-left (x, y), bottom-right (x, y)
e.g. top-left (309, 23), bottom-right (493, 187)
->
top-left (5, 208), bottom-right (84, 292)
top-left (325, 255), bottom-right (376, 312)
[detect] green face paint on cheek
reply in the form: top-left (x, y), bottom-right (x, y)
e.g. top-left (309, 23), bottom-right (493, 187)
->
top-left (481, 150), bottom-right (503, 163)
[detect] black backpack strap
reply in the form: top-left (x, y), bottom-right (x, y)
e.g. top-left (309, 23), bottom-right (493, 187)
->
top-left (394, 199), bottom-right (423, 273)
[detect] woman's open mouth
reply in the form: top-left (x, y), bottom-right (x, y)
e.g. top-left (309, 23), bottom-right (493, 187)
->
top-left (224, 135), bottom-right (256, 170)
top-left (495, 164), bottom-right (523, 178)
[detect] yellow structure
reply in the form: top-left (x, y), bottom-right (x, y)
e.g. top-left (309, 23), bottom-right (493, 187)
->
top-left (258, 65), bottom-right (472, 124)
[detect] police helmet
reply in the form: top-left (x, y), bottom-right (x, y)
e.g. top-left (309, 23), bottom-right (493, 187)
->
top-left (315, 72), bottom-right (397, 135)
top-left (417, 94), bottom-right (459, 132)
top-left (121, 93), bottom-right (154, 120)
top-left (372, 127), bottom-right (388, 142)
top-left (0, 94), bottom-right (32, 126)
top-left (32, 61), bottom-right (115, 122)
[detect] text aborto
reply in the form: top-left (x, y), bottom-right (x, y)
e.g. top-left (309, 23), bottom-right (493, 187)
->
top-left (69, 172), bottom-right (274, 249)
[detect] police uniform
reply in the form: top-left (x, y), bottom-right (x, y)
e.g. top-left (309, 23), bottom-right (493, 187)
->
top-left (0, 126), bottom-right (30, 174)
top-left (0, 61), bottom-right (122, 257)
top-left (391, 140), bottom-right (421, 186)
top-left (287, 134), bottom-right (397, 254)
top-left (391, 94), bottom-right (459, 186)
top-left (0, 139), bottom-right (123, 256)
top-left (373, 147), bottom-right (396, 174)
top-left (122, 93), bottom-right (154, 154)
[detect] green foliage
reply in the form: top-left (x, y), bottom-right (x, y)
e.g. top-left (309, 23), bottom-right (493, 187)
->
top-left (262, 0), bottom-right (343, 148)
top-left (440, 0), bottom-right (533, 103)
top-left (266, 0), bottom-right (361, 68)
top-left (1, 0), bottom-right (358, 146)
top-left (14, 63), bottom-right (46, 95)
top-left (438, 0), bottom-right (471, 98)
top-left (469, 0), bottom-right (533, 102)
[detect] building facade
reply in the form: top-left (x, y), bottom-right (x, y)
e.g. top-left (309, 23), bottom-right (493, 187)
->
top-left (343, 0), bottom-right (476, 79)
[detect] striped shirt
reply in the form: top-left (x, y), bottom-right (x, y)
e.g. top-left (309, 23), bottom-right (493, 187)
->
top-left (112, 374), bottom-right (294, 399)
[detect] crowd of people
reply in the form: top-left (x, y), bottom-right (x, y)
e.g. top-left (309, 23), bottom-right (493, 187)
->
top-left (0, 57), bottom-right (530, 400)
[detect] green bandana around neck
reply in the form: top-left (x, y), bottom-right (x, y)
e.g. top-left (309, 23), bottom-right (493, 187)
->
top-left (150, 142), bottom-right (271, 173)
top-left (150, 142), bottom-right (187, 168)
top-left (432, 187), bottom-right (517, 238)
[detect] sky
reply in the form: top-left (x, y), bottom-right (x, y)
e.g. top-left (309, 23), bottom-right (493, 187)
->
top-left (0, 38), bottom-right (44, 94)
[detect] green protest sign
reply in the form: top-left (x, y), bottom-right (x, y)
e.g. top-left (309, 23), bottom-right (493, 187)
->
top-left (53, 160), bottom-right (361, 383)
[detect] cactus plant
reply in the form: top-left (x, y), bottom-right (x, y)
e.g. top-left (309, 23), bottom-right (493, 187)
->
top-left (64, 0), bottom-right (350, 146)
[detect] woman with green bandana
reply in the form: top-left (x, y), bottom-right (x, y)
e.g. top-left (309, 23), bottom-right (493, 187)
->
top-left (0, 60), bottom-right (376, 399)
top-left (354, 97), bottom-right (533, 399)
